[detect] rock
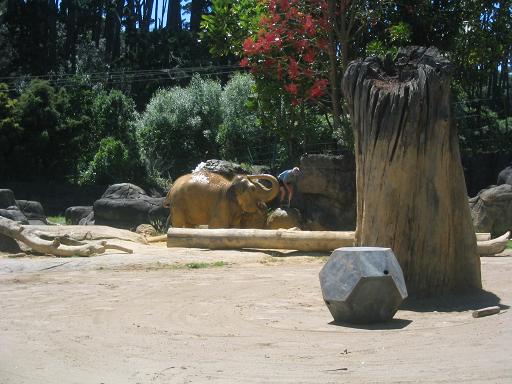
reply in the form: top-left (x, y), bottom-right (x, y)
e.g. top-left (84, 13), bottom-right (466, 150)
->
top-left (135, 224), bottom-right (158, 237)
top-left (319, 247), bottom-right (408, 324)
top-left (93, 183), bottom-right (168, 230)
top-left (79, 211), bottom-right (95, 225)
top-left (65, 206), bottom-right (93, 225)
top-left (497, 165), bottom-right (512, 186)
top-left (194, 159), bottom-right (271, 180)
top-left (16, 200), bottom-right (47, 225)
top-left (0, 207), bottom-right (28, 224)
top-left (267, 208), bottom-right (302, 229)
top-left (469, 184), bottom-right (512, 237)
top-left (296, 154), bottom-right (356, 230)
top-left (0, 189), bottom-right (16, 209)
top-left (0, 233), bottom-right (22, 253)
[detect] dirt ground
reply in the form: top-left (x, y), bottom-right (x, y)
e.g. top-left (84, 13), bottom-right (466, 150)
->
top-left (0, 242), bottom-right (511, 384)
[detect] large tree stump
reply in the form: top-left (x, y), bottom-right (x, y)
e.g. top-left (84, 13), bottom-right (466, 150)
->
top-left (342, 46), bottom-right (481, 296)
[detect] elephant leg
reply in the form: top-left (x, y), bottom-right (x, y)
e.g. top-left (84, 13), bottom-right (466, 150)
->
top-left (171, 210), bottom-right (193, 228)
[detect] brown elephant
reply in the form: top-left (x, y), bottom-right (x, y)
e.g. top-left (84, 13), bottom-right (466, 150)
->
top-left (163, 171), bottom-right (278, 228)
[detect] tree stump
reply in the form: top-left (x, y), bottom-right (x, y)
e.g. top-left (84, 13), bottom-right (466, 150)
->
top-left (342, 46), bottom-right (481, 296)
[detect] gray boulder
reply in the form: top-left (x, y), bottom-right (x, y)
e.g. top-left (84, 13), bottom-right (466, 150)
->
top-left (469, 184), bottom-right (512, 236)
top-left (0, 207), bottom-right (28, 224)
top-left (319, 247), bottom-right (407, 324)
top-left (194, 159), bottom-right (271, 180)
top-left (266, 208), bottom-right (302, 229)
top-left (93, 183), bottom-right (167, 230)
top-left (0, 189), bottom-right (16, 209)
top-left (65, 206), bottom-right (93, 225)
top-left (297, 154), bottom-right (356, 230)
top-left (497, 165), bottom-right (512, 186)
top-left (16, 200), bottom-right (47, 225)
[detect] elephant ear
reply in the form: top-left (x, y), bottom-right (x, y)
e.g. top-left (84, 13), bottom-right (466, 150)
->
top-left (226, 176), bottom-right (245, 203)
top-left (228, 176), bottom-right (257, 213)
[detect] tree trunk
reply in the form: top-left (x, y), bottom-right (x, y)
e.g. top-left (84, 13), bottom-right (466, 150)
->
top-left (189, 0), bottom-right (205, 32)
top-left (341, 46), bottom-right (481, 297)
top-left (167, 0), bottom-right (182, 32)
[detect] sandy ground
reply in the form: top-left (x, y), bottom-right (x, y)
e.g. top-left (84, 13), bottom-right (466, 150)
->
top-left (0, 243), bottom-right (511, 384)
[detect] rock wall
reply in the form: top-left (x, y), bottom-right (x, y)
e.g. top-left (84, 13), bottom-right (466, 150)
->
top-left (296, 154), bottom-right (356, 231)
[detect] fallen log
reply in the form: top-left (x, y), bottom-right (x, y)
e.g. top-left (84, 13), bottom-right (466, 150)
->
top-left (472, 306), bottom-right (501, 318)
top-left (476, 233), bottom-right (491, 241)
top-left (476, 232), bottom-right (510, 256)
top-left (0, 217), bottom-right (133, 257)
top-left (167, 228), bottom-right (355, 252)
top-left (27, 225), bottom-right (148, 244)
top-left (166, 227), bottom-right (507, 255)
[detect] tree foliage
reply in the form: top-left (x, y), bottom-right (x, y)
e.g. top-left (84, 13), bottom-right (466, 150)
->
top-left (136, 75), bottom-right (223, 179)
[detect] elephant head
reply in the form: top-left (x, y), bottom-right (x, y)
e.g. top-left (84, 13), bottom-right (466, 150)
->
top-left (230, 174), bottom-right (279, 214)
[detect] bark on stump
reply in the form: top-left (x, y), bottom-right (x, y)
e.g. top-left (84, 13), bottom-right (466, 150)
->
top-left (342, 46), bottom-right (481, 296)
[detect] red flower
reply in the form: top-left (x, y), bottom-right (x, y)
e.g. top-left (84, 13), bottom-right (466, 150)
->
top-left (285, 82), bottom-right (298, 95)
top-left (288, 58), bottom-right (299, 79)
top-left (240, 58), bottom-right (249, 67)
top-left (303, 49), bottom-right (315, 63)
top-left (242, 38), bottom-right (255, 54)
top-left (308, 79), bottom-right (328, 99)
top-left (304, 15), bottom-right (315, 36)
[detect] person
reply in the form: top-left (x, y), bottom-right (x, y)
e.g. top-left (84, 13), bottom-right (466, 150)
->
top-left (278, 167), bottom-right (301, 207)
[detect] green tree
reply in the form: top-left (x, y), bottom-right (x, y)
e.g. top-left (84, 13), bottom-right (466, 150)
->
top-left (217, 73), bottom-right (267, 161)
top-left (78, 137), bottom-right (133, 185)
top-left (13, 80), bottom-right (62, 181)
top-left (0, 83), bottom-right (22, 181)
top-left (136, 75), bottom-right (222, 179)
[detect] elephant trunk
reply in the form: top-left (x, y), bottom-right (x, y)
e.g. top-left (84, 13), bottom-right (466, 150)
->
top-left (247, 174), bottom-right (279, 202)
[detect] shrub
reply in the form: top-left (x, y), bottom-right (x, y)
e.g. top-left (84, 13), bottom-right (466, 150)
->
top-left (79, 137), bottom-right (132, 185)
top-left (217, 73), bottom-right (267, 162)
top-left (136, 75), bottom-right (222, 178)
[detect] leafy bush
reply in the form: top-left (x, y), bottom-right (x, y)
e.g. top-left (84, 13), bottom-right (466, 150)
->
top-left (78, 137), bottom-right (133, 185)
top-left (217, 73), bottom-right (267, 162)
top-left (136, 75), bottom-right (222, 179)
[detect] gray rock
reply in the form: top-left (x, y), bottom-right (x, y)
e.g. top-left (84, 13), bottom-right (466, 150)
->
top-left (319, 247), bottom-right (407, 324)
top-left (0, 207), bottom-right (29, 224)
top-left (0, 233), bottom-right (22, 253)
top-left (469, 184), bottom-right (512, 237)
top-left (497, 165), bottom-right (512, 186)
top-left (194, 159), bottom-right (271, 180)
top-left (0, 189), bottom-right (16, 209)
top-left (16, 200), bottom-right (47, 224)
top-left (93, 183), bottom-right (167, 230)
top-left (65, 206), bottom-right (93, 225)
top-left (297, 154), bottom-right (356, 230)
top-left (266, 208), bottom-right (302, 229)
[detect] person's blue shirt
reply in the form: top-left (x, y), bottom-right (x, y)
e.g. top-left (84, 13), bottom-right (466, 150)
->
top-left (278, 169), bottom-right (297, 184)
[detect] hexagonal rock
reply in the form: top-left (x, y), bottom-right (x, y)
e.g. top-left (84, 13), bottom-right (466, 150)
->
top-left (319, 247), bottom-right (407, 324)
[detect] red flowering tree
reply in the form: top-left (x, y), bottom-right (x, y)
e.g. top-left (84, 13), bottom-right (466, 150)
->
top-left (242, 0), bottom-right (331, 105)
top-left (241, 0), bottom-right (363, 148)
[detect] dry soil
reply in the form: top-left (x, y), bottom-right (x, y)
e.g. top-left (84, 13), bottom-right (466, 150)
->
top-left (0, 243), bottom-right (511, 383)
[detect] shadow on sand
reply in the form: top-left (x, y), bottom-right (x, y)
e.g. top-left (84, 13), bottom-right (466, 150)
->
top-left (328, 318), bottom-right (413, 330)
top-left (401, 289), bottom-right (509, 313)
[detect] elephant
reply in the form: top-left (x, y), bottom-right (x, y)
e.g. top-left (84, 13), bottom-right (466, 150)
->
top-left (163, 171), bottom-right (279, 228)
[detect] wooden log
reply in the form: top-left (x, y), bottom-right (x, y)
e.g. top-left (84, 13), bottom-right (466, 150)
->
top-left (167, 228), bottom-right (355, 252)
top-left (477, 232), bottom-right (510, 256)
top-left (0, 217), bottom-right (133, 257)
top-left (472, 306), bottom-right (501, 318)
top-left (342, 47), bottom-right (481, 296)
top-left (27, 225), bottom-right (148, 244)
top-left (476, 233), bottom-right (491, 241)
